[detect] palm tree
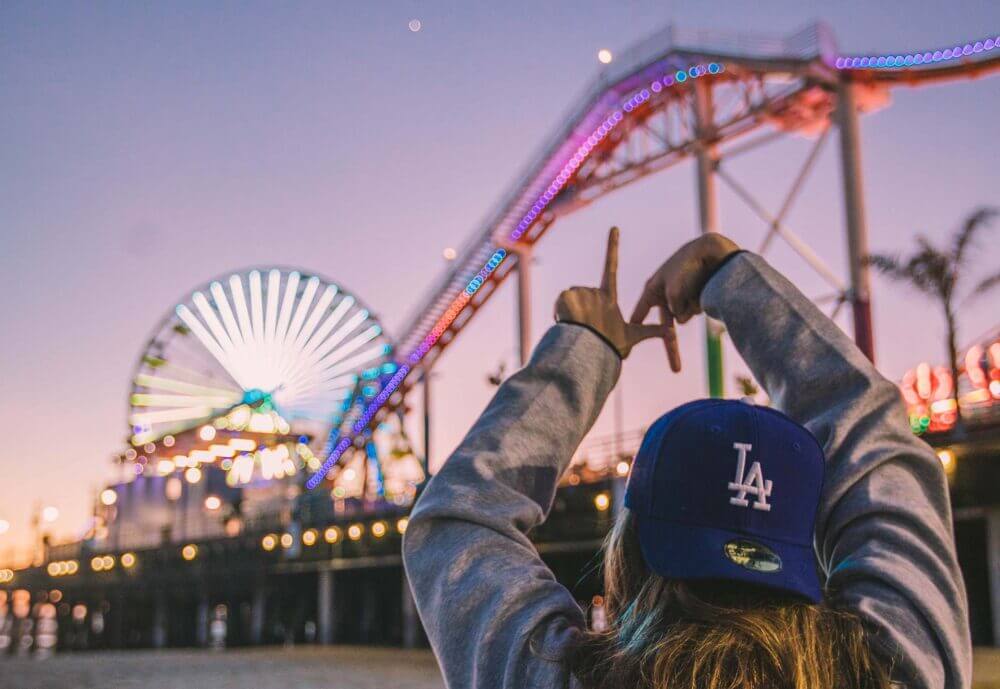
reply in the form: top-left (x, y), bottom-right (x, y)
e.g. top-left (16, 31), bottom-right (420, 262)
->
top-left (866, 207), bottom-right (999, 424)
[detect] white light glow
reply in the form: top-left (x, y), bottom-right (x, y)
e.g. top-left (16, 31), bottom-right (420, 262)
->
top-left (132, 268), bottom-right (392, 443)
top-left (209, 444), bottom-right (236, 458)
top-left (190, 450), bottom-right (215, 463)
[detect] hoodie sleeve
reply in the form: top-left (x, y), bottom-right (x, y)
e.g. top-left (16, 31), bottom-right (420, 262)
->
top-left (701, 251), bottom-right (971, 689)
top-left (402, 323), bottom-right (620, 689)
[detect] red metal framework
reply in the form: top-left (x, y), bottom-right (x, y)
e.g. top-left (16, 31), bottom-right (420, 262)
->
top-left (309, 23), bottom-right (1000, 481)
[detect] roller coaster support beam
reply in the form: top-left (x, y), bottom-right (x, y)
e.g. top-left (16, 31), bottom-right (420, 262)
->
top-left (516, 247), bottom-right (533, 367)
top-left (421, 367), bottom-right (432, 475)
top-left (693, 78), bottom-right (725, 398)
top-left (835, 79), bottom-right (876, 362)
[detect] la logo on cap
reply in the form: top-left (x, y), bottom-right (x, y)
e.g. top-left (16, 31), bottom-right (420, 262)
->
top-left (727, 442), bottom-right (772, 511)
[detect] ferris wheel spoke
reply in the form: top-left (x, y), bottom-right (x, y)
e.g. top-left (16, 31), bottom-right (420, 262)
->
top-left (176, 305), bottom-right (247, 390)
top-left (264, 269), bottom-right (281, 348)
top-left (291, 285), bottom-right (338, 354)
top-left (129, 405), bottom-right (216, 426)
top-left (278, 296), bottom-right (354, 379)
top-left (284, 276), bottom-right (321, 348)
top-left (229, 275), bottom-right (255, 348)
top-left (282, 301), bottom-right (361, 383)
top-left (279, 375), bottom-right (356, 405)
top-left (145, 346), bottom-right (241, 390)
top-left (283, 323), bottom-right (381, 395)
top-left (280, 285), bottom-right (339, 388)
top-left (130, 393), bottom-right (240, 408)
top-left (249, 270), bottom-right (265, 349)
top-left (192, 291), bottom-right (237, 357)
top-left (300, 296), bottom-right (354, 362)
top-left (314, 324), bottom-right (383, 372)
top-left (274, 271), bottom-right (300, 345)
top-left (134, 373), bottom-right (242, 399)
top-left (208, 280), bottom-right (253, 392)
top-left (210, 281), bottom-right (246, 349)
top-left (288, 390), bottom-right (352, 408)
top-left (304, 306), bottom-right (366, 365)
top-left (313, 343), bottom-right (391, 382)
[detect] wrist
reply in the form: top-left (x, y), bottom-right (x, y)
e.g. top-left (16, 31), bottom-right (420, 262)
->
top-left (707, 248), bottom-right (747, 282)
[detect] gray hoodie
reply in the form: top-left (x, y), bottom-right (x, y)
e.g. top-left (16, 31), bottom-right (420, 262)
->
top-left (402, 251), bottom-right (971, 689)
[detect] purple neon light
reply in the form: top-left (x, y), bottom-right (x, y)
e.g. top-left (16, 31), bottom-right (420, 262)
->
top-left (306, 363), bottom-right (412, 488)
top-left (306, 61), bottom-right (726, 489)
top-left (835, 35), bottom-right (999, 69)
top-left (509, 62), bottom-right (723, 243)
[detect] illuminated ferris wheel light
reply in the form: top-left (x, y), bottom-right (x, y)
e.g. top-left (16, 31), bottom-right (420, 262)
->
top-left (129, 268), bottom-right (393, 445)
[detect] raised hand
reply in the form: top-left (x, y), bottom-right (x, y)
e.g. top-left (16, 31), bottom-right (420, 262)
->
top-left (629, 233), bottom-right (741, 371)
top-left (554, 227), bottom-right (665, 359)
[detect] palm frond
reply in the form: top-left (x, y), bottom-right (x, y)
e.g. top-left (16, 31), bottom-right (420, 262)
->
top-left (866, 249), bottom-right (942, 298)
top-left (905, 236), bottom-right (954, 297)
top-left (863, 253), bottom-right (904, 274)
top-left (972, 269), bottom-right (1000, 297)
top-left (953, 207), bottom-right (998, 265)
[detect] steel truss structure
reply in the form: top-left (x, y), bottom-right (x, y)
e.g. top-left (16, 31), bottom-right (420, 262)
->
top-left (307, 23), bottom-right (1000, 486)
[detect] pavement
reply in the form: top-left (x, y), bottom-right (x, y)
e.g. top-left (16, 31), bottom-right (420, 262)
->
top-left (976, 647), bottom-right (1000, 689)
top-left (2, 646), bottom-right (999, 688)
top-left (0, 647), bottom-right (444, 689)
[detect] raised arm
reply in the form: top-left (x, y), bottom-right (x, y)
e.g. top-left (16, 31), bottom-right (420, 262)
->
top-left (403, 228), bottom-right (662, 689)
top-left (698, 251), bottom-right (970, 689)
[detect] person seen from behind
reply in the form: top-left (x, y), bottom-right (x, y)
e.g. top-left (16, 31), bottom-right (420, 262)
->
top-left (402, 228), bottom-right (970, 689)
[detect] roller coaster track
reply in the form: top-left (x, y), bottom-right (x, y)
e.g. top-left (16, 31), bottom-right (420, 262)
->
top-left (307, 23), bottom-right (1000, 487)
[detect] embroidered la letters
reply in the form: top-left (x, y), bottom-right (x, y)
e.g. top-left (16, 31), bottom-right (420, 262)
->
top-left (727, 442), bottom-right (772, 511)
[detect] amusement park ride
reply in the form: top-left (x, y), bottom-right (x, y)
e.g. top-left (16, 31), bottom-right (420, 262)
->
top-left (2, 27), bottom-right (999, 649)
top-left (103, 23), bottom-right (1000, 542)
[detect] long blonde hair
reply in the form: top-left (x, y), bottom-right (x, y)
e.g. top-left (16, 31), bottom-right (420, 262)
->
top-left (565, 511), bottom-right (892, 689)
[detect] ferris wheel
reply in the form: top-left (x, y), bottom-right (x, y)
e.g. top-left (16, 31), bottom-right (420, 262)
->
top-left (128, 268), bottom-right (394, 446)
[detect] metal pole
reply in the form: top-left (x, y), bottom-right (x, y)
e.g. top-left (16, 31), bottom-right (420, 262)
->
top-left (152, 592), bottom-right (167, 649)
top-left (196, 594), bottom-right (209, 647)
top-left (402, 572), bottom-right (420, 648)
top-left (613, 385), bottom-right (623, 460)
top-left (317, 569), bottom-right (333, 645)
top-left (516, 248), bottom-right (532, 367)
top-left (836, 79), bottom-right (876, 362)
top-left (421, 368), bottom-right (432, 475)
top-left (693, 80), bottom-right (725, 397)
top-left (986, 509), bottom-right (1000, 646)
top-left (250, 588), bottom-right (265, 645)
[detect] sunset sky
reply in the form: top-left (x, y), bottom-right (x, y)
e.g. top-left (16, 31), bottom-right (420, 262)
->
top-left (1, 1), bottom-right (998, 558)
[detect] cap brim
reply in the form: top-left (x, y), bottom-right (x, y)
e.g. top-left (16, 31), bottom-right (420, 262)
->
top-left (635, 516), bottom-right (823, 603)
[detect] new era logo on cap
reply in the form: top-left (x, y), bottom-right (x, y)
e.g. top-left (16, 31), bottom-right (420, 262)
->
top-left (624, 398), bottom-right (825, 602)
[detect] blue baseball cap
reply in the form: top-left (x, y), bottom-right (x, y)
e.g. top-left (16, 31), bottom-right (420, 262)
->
top-left (624, 398), bottom-right (825, 602)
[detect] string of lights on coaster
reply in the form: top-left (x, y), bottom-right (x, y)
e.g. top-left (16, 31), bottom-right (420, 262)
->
top-left (308, 33), bottom-right (1000, 489)
top-left (834, 34), bottom-right (999, 69)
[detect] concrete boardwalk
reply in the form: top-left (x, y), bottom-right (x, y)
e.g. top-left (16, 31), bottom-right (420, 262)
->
top-left (0, 647), bottom-right (444, 689)
top-left (2, 646), bottom-right (999, 688)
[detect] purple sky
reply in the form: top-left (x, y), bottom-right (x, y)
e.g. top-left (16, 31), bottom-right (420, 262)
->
top-left (1, 1), bottom-right (998, 558)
